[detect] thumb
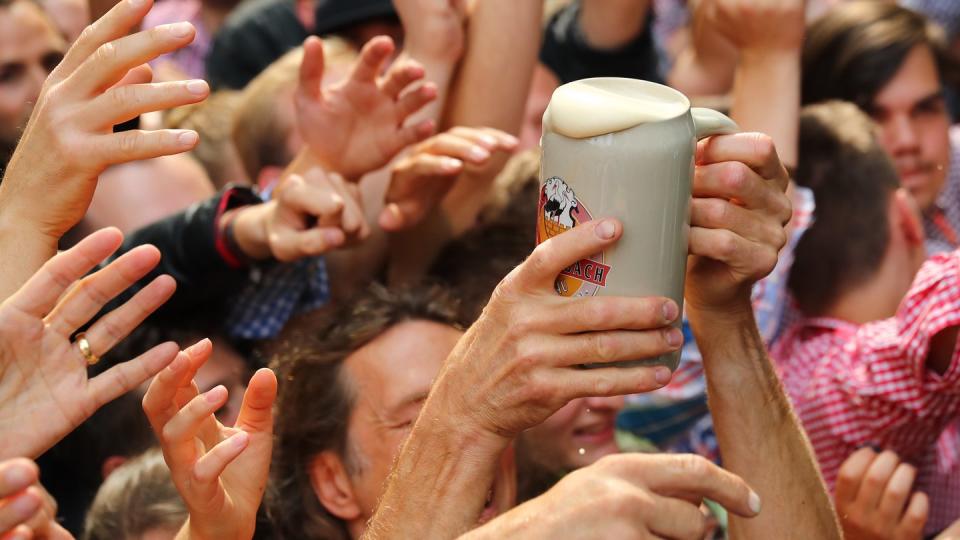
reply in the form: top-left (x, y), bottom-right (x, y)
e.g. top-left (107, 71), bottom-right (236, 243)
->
top-left (379, 203), bottom-right (406, 232)
top-left (234, 368), bottom-right (277, 433)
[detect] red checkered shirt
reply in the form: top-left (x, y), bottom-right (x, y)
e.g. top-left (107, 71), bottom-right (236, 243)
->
top-left (771, 250), bottom-right (960, 535)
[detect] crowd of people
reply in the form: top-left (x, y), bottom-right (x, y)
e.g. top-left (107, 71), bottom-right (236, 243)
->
top-left (1, 0), bottom-right (960, 538)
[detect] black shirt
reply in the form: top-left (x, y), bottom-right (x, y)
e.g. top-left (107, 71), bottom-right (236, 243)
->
top-left (540, 1), bottom-right (662, 85)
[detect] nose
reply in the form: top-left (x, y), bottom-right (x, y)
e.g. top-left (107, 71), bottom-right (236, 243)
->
top-left (883, 113), bottom-right (921, 155)
top-left (583, 395), bottom-right (625, 412)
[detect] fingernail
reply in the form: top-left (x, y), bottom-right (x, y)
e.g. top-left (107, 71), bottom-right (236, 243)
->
top-left (9, 528), bottom-right (30, 540)
top-left (178, 131), bottom-right (198, 146)
top-left (231, 431), bottom-right (249, 448)
top-left (595, 219), bottom-right (616, 239)
top-left (479, 135), bottom-right (498, 147)
top-left (654, 367), bottom-right (672, 385)
top-left (748, 490), bottom-right (762, 514)
top-left (662, 301), bottom-right (679, 322)
top-left (442, 157), bottom-right (463, 171)
top-left (323, 229), bottom-right (343, 246)
top-left (9, 493), bottom-right (38, 519)
top-left (167, 22), bottom-right (193, 38)
top-left (666, 328), bottom-right (683, 348)
top-left (128, 0), bottom-right (147, 7)
top-left (205, 385), bottom-right (226, 404)
top-left (185, 79), bottom-right (207, 95)
top-left (4, 465), bottom-right (31, 490)
top-left (469, 146), bottom-right (490, 161)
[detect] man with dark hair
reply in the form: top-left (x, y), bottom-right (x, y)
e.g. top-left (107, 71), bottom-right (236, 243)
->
top-left (267, 284), bottom-right (516, 540)
top-left (0, 0), bottom-right (65, 169)
top-left (802, 1), bottom-right (960, 255)
top-left (775, 100), bottom-right (960, 535)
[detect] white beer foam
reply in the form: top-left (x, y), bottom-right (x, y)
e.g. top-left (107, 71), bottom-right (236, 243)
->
top-left (543, 78), bottom-right (689, 139)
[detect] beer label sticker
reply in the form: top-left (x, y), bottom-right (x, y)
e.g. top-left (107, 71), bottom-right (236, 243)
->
top-left (536, 176), bottom-right (610, 297)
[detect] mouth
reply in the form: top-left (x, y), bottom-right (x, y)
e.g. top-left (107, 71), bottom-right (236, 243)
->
top-left (572, 419), bottom-right (616, 446)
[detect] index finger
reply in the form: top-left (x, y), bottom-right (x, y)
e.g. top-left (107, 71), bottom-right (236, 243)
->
top-left (0, 459), bottom-right (38, 497)
top-left (696, 132), bottom-right (786, 188)
top-left (621, 454), bottom-right (759, 518)
top-left (56, 0), bottom-right (154, 79)
top-left (835, 447), bottom-right (878, 505)
top-left (6, 228), bottom-right (123, 318)
top-left (514, 219), bottom-right (621, 291)
top-left (348, 35), bottom-right (394, 83)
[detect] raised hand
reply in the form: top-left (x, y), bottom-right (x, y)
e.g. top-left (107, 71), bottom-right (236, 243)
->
top-left (230, 167), bottom-right (369, 262)
top-left (295, 35), bottom-right (437, 181)
top-left (429, 218), bottom-right (681, 447)
top-left (380, 126), bottom-right (518, 231)
top-left (0, 459), bottom-right (71, 540)
top-left (0, 0), bottom-right (209, 242)
top-left (142, 340), bottom-right (277, 540)
top-left (393, 0), bottom-right (468, 64)
top-left (0, 227), bottom-right (178, 459)
top-left (836, 448), bottom-right (929, 540)
top-left (465, 454), bottom-right (760, 540)
top-left (685, 132), bottom-right (792, 314)
top-left (697, 0), bottom-right (806, 53)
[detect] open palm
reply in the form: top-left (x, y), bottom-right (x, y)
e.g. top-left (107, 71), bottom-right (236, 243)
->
top-left (143, 340), bottom-right (277, 540)
top-left (0, 228), bottom-right (178, 459)
top-left (295, 35), bottom-right (438, 181)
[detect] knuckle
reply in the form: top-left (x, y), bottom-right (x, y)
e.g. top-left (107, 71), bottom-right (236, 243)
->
top-left (94, 41), bottom-right (118, 64)
top-left (117, 130), bottom-right (142, 154)
top-left (160, 423), bottom-right (176, 442)
top-left (591, 332), bottom-right (616, 363)
top-left (717, 231), bottom-right (738, 259)
top-left (723, 162), bottom-right (748, 191)
top-left (707, 199), bottom-right (729, 224)
top-left (751, 132), bottom-right (776, 162)
top-left (588, 301), bottom-right (617, 328)
top-left (678, 454), bottom-right (711, 477)
top-left (592, 374), bottom-right (615, 396)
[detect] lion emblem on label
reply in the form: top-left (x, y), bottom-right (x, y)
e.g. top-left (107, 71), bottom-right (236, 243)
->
top-left (537, 176), bottom-right (611, 297)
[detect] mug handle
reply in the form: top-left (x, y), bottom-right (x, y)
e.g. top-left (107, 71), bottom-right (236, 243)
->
top-left (691, 107), bottom-right (739, 140)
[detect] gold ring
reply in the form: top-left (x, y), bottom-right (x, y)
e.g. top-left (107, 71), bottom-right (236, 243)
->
top-left (74, 332), bottom-right (99, 366)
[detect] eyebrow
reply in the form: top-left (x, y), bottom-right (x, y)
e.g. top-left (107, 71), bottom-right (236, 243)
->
top-left (389, 390), bottom-right (430, 414)
top-left (914, 90), bottom-right (946, 109)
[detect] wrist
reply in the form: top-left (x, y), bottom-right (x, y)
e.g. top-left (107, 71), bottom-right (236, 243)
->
top-left (229, 204), bottom-right (272, 260)
top-left (738, 46), bottom-right (802, 67)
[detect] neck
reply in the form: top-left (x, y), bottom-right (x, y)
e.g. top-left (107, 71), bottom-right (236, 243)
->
top-left (824, 247), bottom-right (917, 324)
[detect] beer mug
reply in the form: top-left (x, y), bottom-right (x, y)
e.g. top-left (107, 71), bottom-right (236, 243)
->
top-left (537, 77), bottom-right (738, 371)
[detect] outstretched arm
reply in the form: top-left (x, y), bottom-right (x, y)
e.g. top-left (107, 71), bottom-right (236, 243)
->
top-left (685, 133), bottom-right (840, 539)
top-left (0, 0), bottom-right (209, 300)
top-left (387, 0), bottom-right (542, 283)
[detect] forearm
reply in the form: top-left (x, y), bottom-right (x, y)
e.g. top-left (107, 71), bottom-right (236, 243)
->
top-left (579, 0), bottom-right (650, 50)
top-left (365, 406), bottom-right (506, 538)
top-left (690, 305), bottom-right (840, 540)
top-left (0, 213), bottom-right (58, 303)
top-left (386, 0), bottom-right (540, 283)
top-left (730, 50), bottom-right (801, 167)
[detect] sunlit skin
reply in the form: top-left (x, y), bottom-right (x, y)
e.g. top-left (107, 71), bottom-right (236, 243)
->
top-left (520, 396), bottom-right (624, 471)
top-left (0, 0), bottom-right (65, 152)
top-left (311, 320), bottom-right (516, 539)
top-left (867, 44), bottom-right (951, 213)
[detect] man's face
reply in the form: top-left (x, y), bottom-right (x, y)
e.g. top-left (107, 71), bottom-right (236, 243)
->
top-left (520, 396), bottom-right (624, 471)
top-left (332, 320), bottom-right (515, 536)
top-left (0, 0), bottom-right (65, 151)
top-left (869, 44), bottom-right (951, 212)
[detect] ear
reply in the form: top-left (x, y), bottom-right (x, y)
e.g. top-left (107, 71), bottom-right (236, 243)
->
top-left (309, 451), bottom-right (362, 522)
top-left (101, 456), bottom-right (128, 479)
top-left (891, 188), bottom-right (924, 247)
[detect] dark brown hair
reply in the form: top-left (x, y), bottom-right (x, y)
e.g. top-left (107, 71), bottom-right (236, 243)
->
top-left (266, 284), bottom-right (460, 540)
top-left (789, 101), bottom-right (901, 316)
top-left (802, 1), bottom-right (958, 111)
